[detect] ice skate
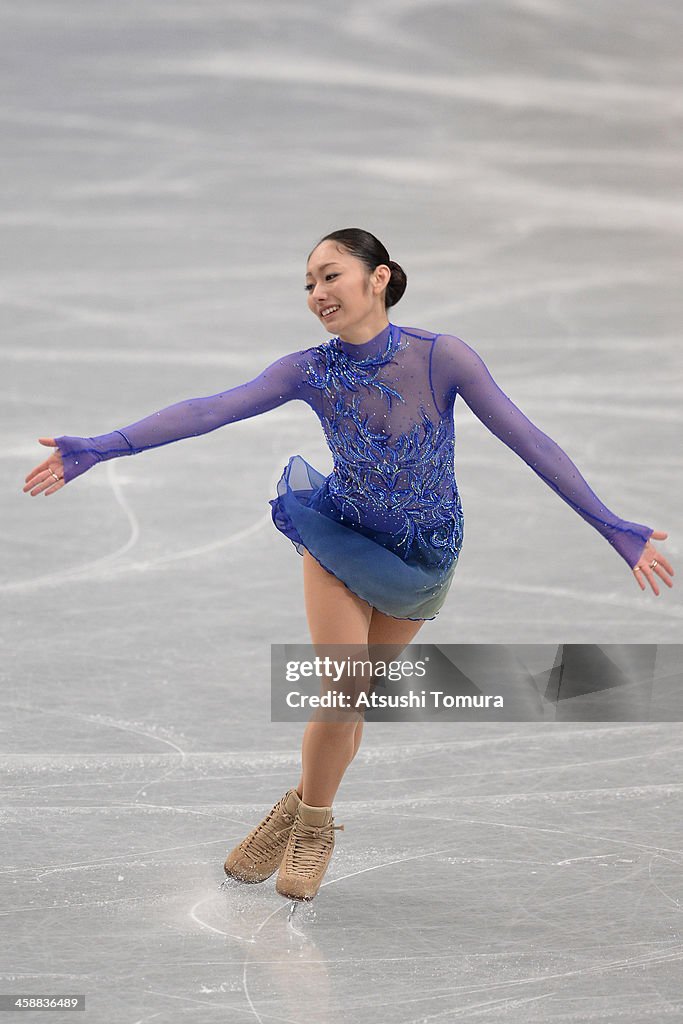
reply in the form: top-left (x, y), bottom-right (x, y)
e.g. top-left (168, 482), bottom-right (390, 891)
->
top-left (275, 800), bottom-right (345, 901)
top-left (224, 788), bottom-right (301, 883)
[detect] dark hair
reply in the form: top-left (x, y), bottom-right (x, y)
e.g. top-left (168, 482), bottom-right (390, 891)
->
top-left (308, 228), bottom-right (407, 308)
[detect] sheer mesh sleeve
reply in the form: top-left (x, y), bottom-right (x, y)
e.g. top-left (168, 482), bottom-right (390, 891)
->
top-left (430, 333), bottom-right (653, 569)
top-left (54, 350), bottom-right (310, 484)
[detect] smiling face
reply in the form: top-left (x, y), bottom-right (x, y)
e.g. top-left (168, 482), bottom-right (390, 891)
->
top-left (305, 239), bottom-right (391, 337)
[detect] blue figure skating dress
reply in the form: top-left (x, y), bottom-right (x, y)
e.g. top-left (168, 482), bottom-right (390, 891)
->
top-left (53, 323), bottom-right (653, 620)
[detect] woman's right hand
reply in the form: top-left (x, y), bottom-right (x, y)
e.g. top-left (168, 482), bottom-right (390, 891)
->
top-left (23, 438), bottom-right (65, 496)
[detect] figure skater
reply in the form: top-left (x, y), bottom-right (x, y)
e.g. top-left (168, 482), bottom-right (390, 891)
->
top-left (23, 228), bottom-right (674, 902)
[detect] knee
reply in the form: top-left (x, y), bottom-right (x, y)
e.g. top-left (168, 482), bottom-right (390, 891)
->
top-left (310, 711), bottom-right (363, 731)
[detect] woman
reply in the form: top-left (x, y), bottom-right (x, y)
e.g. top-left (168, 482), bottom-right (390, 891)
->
top-left (23, 228), bottom-right (673, 902)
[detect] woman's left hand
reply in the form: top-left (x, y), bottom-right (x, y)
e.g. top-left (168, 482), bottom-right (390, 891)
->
top-left (632, 530), bottom-right (674, 595)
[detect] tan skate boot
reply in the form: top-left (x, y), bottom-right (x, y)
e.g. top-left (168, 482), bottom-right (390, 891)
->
top-left (275, 800), bottom-right (345, 901)
top-left (224, 788), bottom-right (301, 882)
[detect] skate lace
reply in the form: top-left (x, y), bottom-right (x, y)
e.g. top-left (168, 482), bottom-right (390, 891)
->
top-left (244, 804), bottom-right (295, 862)
top-left (286, 819), bottom-right (345, 877)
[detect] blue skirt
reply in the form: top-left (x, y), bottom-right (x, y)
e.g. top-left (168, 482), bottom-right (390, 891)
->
top-left (269, 455), bottom-right (459, 621)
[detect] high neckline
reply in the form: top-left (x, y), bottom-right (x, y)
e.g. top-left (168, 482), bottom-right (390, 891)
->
top-left (333, 323), bottom-right (393, 360)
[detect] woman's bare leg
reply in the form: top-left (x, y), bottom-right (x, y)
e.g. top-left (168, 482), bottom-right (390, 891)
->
top-left (352, 608), bottom-right (428, 758)
top-left (296, 550), bottom-right (426, 805)
top-left (295, 550), bottom-right (373, 806)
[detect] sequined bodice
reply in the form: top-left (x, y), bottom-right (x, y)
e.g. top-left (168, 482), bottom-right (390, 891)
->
top-left (302, 324), bottom-right (463, 565)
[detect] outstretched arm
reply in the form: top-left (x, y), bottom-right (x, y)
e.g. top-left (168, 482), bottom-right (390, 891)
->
top-left (431, 333), bottom-right (654, 570)
top-left (44, 350), bottom-right (310, 485)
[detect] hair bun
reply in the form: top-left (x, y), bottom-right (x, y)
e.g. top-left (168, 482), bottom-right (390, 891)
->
top-left (385, 259), bottom-right (407, 308)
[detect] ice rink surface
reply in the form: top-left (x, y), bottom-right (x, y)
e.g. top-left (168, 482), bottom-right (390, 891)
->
top-left (2, 1), bottom-right (682, 1020)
